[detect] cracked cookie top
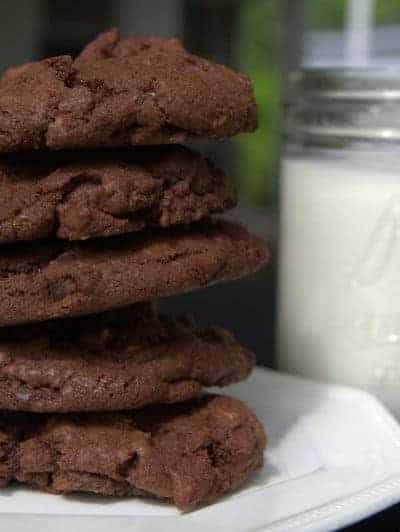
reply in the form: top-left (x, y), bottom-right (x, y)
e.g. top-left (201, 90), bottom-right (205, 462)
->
top-left (0, 28), bottom-right (258, 152)
top-left (0, 145), bottom-right (236, 243)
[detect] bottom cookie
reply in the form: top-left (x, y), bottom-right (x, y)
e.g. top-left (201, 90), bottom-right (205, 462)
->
top-left (0, 395), bottom-right (266, 510)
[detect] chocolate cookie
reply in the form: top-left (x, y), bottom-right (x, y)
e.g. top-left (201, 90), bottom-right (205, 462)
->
top-left (0, 28), bottom-right (257, 152)
top-left (0, 145), bottom-right (236, 243)
top-left (0, 395), bottom-right (266, 509)
top-left (0, 304), bottom-right (254, 412)
top-left (0, 220), bottom-right (269, 326)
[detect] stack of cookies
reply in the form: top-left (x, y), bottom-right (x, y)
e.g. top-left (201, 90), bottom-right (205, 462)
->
top-left (0, 29), bottom-right (269, 510)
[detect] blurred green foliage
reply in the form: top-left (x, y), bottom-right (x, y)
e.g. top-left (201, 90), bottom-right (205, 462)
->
top-left (237, 0), bottom-right (400, 206)
top-left (309, 0), bottom-right (400, 28)
top-left (309, 0), bottom-right (346, 29)
top-left (375, 0), bottom-right (400, 24)
top-left (237, 0), bottom-right (282, 205)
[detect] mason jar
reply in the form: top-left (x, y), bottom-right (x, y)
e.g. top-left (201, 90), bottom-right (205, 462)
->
top-left (277, 68), bottom-right (400, 415)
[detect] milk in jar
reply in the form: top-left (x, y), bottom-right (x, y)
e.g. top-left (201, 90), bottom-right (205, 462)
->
top-left (278, 68), bottom-right (400, 415)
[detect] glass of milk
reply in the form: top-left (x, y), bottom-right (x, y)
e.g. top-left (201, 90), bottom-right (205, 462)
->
top-left (278, 68), bottom-right (400, 416)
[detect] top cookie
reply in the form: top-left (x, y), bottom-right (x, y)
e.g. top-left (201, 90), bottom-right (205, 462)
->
top-left (0, 28), bottom-right (258, 152)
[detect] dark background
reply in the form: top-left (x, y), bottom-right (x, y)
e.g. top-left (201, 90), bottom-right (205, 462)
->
top-left (1, 1), bottom-right (400, 529)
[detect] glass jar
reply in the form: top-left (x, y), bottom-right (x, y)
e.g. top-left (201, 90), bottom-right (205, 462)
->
top-left (278, 68), bottom-right (400, 415)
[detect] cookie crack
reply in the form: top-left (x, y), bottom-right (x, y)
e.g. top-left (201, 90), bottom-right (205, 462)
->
top-left (0, 247), bottom-right (65, 279)
top-left (117, 453), bottom-right (139, 478)
top-left (153, 248), bottom-right (205, 266)
top-left (59, 173), bottom-right (103, 202)
top-left (44, 70), bottom-right (124, 146)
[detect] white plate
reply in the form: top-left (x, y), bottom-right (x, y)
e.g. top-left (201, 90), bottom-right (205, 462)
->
top-left (1, 368), bottom-right (400, 532)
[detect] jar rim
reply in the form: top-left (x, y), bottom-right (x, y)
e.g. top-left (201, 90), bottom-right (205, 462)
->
top-left (290, 67), bottom-right (400, 101)
top-left (287, 67), bottom-right (400, 144)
